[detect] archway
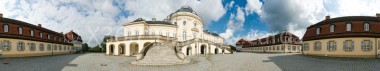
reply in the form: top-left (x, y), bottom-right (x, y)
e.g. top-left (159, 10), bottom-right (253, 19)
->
top-left (201, 45), bottom-right (207, 54)
top-left (143, 42), bottom-right (151, 48)
top-left (222, 49), bottom-right (225, 54)
top-left (215, 48), bottom-right (219, 54)
top-left (130, 42), bottom-right (139, 56)
top-left (109, 44), bottom-right (114, 55)
top-left (118, 43), bottom-right (125, 54)
top-left (186, 46), bottom-right (191, 55)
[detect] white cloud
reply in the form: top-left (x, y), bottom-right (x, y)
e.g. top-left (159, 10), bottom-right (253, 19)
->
top-left (220, 7), bottom-right (245, 45)
top-left (0, 0), bottom-right (124, 46)
top-left (124, 0), bottom-right (226, 24)
top-left (0, 0), bottom-right (227, 46)
top-left (245, 0), bottom-right (262, 15)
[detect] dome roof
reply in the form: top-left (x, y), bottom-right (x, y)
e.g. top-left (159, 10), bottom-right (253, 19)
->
top-left (175, 6), bottom-right (196, 14)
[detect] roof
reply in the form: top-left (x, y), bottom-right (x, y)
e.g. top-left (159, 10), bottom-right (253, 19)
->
top-left (1, 18), bottom-right (64, 36)
top-left (175, 6), bottom-right (196, 14)
top-left (308, 16), bottom-right (380, 28)
top-left (203, 30), bottom-right (220, 37)
top-left (145, 21), bottom-right (174, 25)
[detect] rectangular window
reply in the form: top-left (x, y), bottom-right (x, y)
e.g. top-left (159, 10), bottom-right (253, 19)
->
top-left (135, 30), bottom-right (139, 36)
top-left (47, 34), bottom-right (50, 39)
top-left (40, 32), bottom-right (43, 38)
top-left (18, 27), bottom-right (23, 34)
top-left (361, 40), bottom-right (372, 51)
top-left (30, 30), bottom-right (34, 36)
top-left (316, 28), bottom-right (320, 35)
top-left (128, 31), bottom-right (131, 36)
top-left (3, 24), bottom-right (8, 32)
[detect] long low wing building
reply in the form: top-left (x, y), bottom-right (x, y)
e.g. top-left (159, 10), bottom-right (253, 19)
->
top-left (236, 31), bottom-right (302, 53)
top-left (0, 13), bottom-right (83, 58)
top-left (302, 14), bottom-right (380, 58)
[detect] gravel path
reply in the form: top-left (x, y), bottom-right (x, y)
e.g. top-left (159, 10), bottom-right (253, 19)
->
top-left (1, 52), bottom-right (379, 71)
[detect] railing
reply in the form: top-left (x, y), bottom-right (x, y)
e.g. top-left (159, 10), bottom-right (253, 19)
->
top-left (107, 35), bottom-right (176, 42)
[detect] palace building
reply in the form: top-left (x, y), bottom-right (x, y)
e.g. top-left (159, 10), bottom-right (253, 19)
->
top-left (0, 13), bottom-right (83, 58)
top-left (302, 14), bottom-right (380, 58)
top-left (106, 6), bottom-right (232, 57)
top-left (236, 31), bottom-right (302, 53)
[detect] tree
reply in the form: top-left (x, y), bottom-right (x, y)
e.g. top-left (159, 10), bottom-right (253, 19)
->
top-left (101, 35), bottom-right (115, 52)
top-left (229, 45), bottom-right (237, 51)
top-left (88, 45), bottom-right (102, 52)
top-left (82, 43), bottom-right (89, 53)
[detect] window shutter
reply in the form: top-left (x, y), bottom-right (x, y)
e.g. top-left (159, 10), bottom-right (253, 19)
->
top-left (352, 41), bottom-right (355, 50)
top-left (361, 41), bottom-right (364, 51)
top-left (334, 41), bottom-right (337, 50)
top-left (370, 41), bottom-right (373, 50)
top-left (343, 41), bottom-right (346, 49)
top-left (327, 42), bottom-right (329, 50)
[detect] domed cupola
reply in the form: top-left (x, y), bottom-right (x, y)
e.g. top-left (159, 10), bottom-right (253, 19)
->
top-left (175, 6), bottom-right (197, 14)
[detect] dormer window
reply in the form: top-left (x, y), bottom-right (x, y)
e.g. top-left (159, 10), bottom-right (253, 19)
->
top-left (3, 24), bottom-right (8, 32)
top-left (329, 25), bottom-right (335, 33)
top-left (346, 23), bottom-right (351, 31)
top-left (18, 27), bottom-right (23, 34)
top-left (316, 27), bottom-right (321, 35)
top-left (364, 23), bottom-right (369, 31)
top-left (40, 32), bottom-right (43, 38)
top-left (30, 30), bottom-right (34, 36)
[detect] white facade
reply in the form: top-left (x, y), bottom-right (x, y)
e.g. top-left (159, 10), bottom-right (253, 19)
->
top-left (106, 6), bottom-right (231, 56)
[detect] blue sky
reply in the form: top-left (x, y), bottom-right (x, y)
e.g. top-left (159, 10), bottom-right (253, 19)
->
top-left (1, 0), bottom-right (380, 46)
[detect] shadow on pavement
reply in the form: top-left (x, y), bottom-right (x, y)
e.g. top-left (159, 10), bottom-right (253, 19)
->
top-left (0, 53), bottom-right (85, 71)
top-left (267, 54), bottom-right (380, 71)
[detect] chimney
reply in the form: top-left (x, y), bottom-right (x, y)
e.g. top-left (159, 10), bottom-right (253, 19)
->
top-left (0, 13), bottom-right (3, 18)
top-left (152, 18), bottom-right (156, 21)
top-left (325, 15), bottom-right (330, 20)
top-left (376, 13), bottom-right (380, 18)
top-left (38, 24), bottom-right (41, 27)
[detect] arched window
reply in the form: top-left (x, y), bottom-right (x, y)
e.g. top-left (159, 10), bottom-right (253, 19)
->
top-left (30, 30), bottom-right (34, 36)
top-left (3, 24), bottom-right (8, 32)
top-left (194, 23), bottom-right (197, 28)
top-left (30, 43), bottom-right (36, 51)
top-left (303, 43), bottom-right (309, 51)
top-left (316, 27), bottom-right (321, 35)
top-left (135, 30), bottom-right (139, 36)
top-left (183, 21), bottom-right (186, 25)
top-left (17, 42), bottom-right (25, 51)
top-left (18, 27), bottom-right (23, 34)
top-left (39, 44), bottom-right (44, 51)
top-left (59, 45), bottom-right (62, 51)
top-left (183, 31), bottom-right (187, 40)
top-left (3, 40), bottom-right (11, 51)
top-left (314, 41), bottom-right (321, 51)
top-left (329, 25), bottom-right (335, 33)
top-left (327, 41), bottom-right (336, 51)
top-left (361, 40), bottom-right (372, 51)
top-left (346, 23), bottom-right (351, 31)
top-left (364, 23), bottom-right (370, 31)
top-left (343, 40), bottom-right (354, 52)
top-left (47, 44), bottom-right (51, 51)
top-left (54, 45), bottom-right (57, 51)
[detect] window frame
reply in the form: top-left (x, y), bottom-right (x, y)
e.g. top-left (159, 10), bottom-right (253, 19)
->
top-left (364, 22), bottom-right (370, 31)
top-left (346, 22), bottom-right (352, 31)
top-left (17, 42), bottom-right (25, 51)
top-left (316, 27), bottom-right (321, 35)
top-left (327, 40), bottom-right (337, 51)
top-left (39, 43), bottom-right (44, 51)
top-left (18, 27), bottom-right (23, 35)
top-left (314, 41), bottom-right (321, 51)
top-left (3, 24), bottom-right (9, 32)
top-left (361, 40), bottom-right (372, 52)
top-left (329, 24), bottom-right (335, 33)
top-left (343, 40), bottom-right (354, 52)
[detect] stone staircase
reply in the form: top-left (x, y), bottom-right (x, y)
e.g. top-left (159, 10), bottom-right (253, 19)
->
top-left (131, 41), bottom-right (189, 65)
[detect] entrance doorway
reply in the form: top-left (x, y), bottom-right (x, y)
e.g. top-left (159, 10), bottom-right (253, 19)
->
top-left (130, 43), bottom-right (139, 56)
top-left (214, 48), bottom-right (219, 54)
top-left (109, 45), bottom-right (114, 55)
top-left (186, 47), bottom-right (191, 56)
top-left (118, 44), bottom-right (125, 55)
top-left (201, 45), bottom-right (206, 54)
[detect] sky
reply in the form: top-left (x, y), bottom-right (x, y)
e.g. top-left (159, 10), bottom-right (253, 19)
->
top-left (1, 0), bottom-right (380, 47)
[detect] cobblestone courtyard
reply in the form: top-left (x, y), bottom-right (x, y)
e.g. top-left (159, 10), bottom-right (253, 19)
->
top-left (1, 53), bottom-right (379, 71)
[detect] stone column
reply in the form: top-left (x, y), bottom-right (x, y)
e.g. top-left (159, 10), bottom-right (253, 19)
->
top-left (106, 44), bottom-right (109, 55)
top-left (114, 45), bottom-right (119, 55)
